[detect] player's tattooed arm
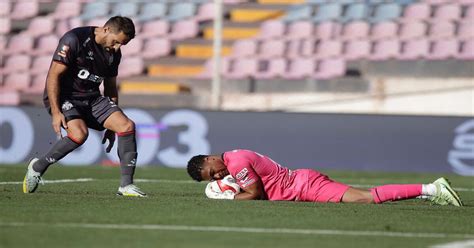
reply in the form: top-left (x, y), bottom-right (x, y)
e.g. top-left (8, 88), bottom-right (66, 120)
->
top-left (103, 77), bottom-right (118, 105)
top-left (47, 61), bottom-right (69, 137)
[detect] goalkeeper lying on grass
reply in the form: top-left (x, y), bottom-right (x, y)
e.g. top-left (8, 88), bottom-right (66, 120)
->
top-left (187, 149), bottom-right (463, 206)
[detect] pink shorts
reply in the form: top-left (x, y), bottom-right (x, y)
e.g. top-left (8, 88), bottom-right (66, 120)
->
top-left (297, 169), bottom-right (350, 203)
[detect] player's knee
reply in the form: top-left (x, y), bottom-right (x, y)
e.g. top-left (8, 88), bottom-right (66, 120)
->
top-left (68, 129), bottom-right (88, 145)
top-left (122, 119), bottom-right (135, 133)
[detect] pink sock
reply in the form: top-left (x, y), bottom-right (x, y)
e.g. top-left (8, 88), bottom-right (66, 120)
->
top-left (370, 184), bottom-right (422, 204)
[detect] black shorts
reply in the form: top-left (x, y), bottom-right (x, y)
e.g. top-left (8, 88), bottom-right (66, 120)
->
top-left (44, 96), bottom-right (121, 131)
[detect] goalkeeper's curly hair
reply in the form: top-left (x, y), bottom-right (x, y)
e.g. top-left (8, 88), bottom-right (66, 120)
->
top-left (187, 155), bottom-right (207, 182)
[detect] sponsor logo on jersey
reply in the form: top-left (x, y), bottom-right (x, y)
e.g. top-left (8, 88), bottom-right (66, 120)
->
top-left (61, 101), bottom-right (73, 111)
top-left (83, 37), bottom-right (90, 47)
top-left (86, 51), bottom-right (94, 60)
top-left (57, 45), bottom-right (69, 58)
top-left (46, 157), bottom-right (56, 163)
top-left (236, 168), bottom-right (248, 180)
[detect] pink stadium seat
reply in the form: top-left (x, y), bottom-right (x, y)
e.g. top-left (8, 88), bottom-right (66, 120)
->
top-left (50, 1), bottom-right (82, 20)
top-left (315, 21), bottom-right (342, 40)
top-left (30, 55), bottom-right (52, 75)
top-left (458, 0), bottom-right (474, 4)
top-left (121, 37), bottom-right (143, 56)
top-left (0, 91), bottom-right (21, 106)
top-left (457, 22), bottom-right (474, 41)
top-left (257, 20), bottom-right (286, 40)
top-left (10, 1), bottom-right (39, 20)
top-left (258, 39), bottom-right (286, 59)
top-left (370, 39), bottom-right (401, 60)
top-left (282, 58), bottom-right (316, 80)
top-left (33, 34), bottom-right (59, 56)
top-left (168, 19), bottom-right (199, 41)
top-left (303, 40), bottom-right (343, 59)
top-left (230, 39), bottom-right (258, 58)
top-left (140, 20), bottom-right (169, 39)
top-left (24, 72), bottom-right (47, 94)
top-left (0, 55), bottom-right (32, 75)
top-left (225, 58), bottom-right (258, 79)
top-left (141, 38), bottom-right (171, 59)
top-left (2, 72), bottom-right (31, 92)
top-left (3, 34), bottom-right (34, 55)
top-left (432, 3), bottom-right (461, 21)
top-left (456, 39), bottom-right (474, 60)
top-left (371, 21), bottom-right (398, 40)
top-left (313, 58), bottom-right (346, 80)
top-left (428, 21), bottom-right (456, 40)
top-left (56, 18), bottom-right (82, 36)
top-left (287, 21), bottom-right (314, 40)
top-left (0, 1), bottom-right (11, 16)
top-left (254, 58), bottom-right (286, 79)
top-left (117, 57), bottom-right (144, 78)
top-left (398, 39), bottom-right (430, 60)
top-left (0, 17), bottom-right (11, 35)
top-left (86, 18), bottom-right (109, 28)
top-left (195, 58), bottom-right (230, 79)
top-left (341, 21), bottom-right (370, 40)
top-left (399, 21), bottom-right (427, 41)
top-left (462, 4), bottom-right (474, 22)
top-left (427, 39), bottom-right (459, 60)
top-left (194, 2), bottom-right (215, 22)
top-left (23, 16), bottom-right (55, 37)
top-left (286, 40), bottom-right (304, 59)
top-left (0, 36), bottom-right (6, 52)
top-left (401, 3), bottom-right (431, 21)
top-left (344, 40), bottom-right (371, 60)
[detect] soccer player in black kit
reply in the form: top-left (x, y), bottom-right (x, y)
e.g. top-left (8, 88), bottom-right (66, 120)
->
top-left (23, 16), bottom-right (146, 197)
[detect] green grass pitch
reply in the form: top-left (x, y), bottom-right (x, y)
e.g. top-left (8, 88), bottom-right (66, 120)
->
top-left (1, 165), bottom-right (473, 248)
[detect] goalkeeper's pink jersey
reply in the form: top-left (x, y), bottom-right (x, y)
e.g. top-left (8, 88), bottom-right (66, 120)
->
top-left (224, 149), bottom-right (308, 201)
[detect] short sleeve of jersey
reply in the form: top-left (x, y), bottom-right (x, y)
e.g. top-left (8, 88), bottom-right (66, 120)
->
top-left (226, 156), bottom-right (258, 189)
top-left (53, 32), bottom-right (78, 66)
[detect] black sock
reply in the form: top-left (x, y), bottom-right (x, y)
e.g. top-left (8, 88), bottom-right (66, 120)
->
top-left (33, 136), bottom-right (82, 175)
top-left (117, 131), bottom-right (137, 187)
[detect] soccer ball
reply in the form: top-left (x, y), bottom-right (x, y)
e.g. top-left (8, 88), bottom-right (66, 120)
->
top-left (209, 175), bottom-right (240, 194)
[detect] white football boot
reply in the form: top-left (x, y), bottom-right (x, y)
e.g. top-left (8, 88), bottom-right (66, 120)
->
top-left (430, 177), bottom-right (463, 207)
top-left (23, 158), bottom-right (43, 193)
top-left (117, 184), bottom-right (147, 197)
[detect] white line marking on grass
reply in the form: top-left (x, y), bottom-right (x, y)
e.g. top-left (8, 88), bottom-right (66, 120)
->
top-left (430, 239), bottom-right (474, 248)
top-left (0, 178), bottom-right (94, 185)
top-left (1, 222), bottom-right (473, 239)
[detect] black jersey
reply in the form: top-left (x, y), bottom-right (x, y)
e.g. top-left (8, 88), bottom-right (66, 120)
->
top-left (44, 27), bottom-right (121, 101)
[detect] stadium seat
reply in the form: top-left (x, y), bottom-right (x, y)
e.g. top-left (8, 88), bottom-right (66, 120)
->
top-left (462, 4), bottom-right (474, 23)
top-left (168, 19), bottom-right (199, 40)
top-left (254, 58), bottom-right (286, 79)
top-left (50, 1), bottom-right (82, 20)
top-left (121, 38), bottom-right (143, 56)
top-left (395, 0), bottom-right (417, 5)
top-left (30, 56), bottom-right (52, 75)
top-left (0, 91), bottom-right (21, 106)
top-left (344, 39), bottom-right (371, 60)
top-left (368, 3), bottom-right (402, 23)
top-left (225, 58), bottom-right (258, 79)
top-left (139, 20), bottom-right (169, 39)
top-left (370, 21), bottom-right (398, 40)
top-left (141, 38), bottom-right (171, 59)
top-left (457, 22), bottom-right (474, 41)
top-left (287, 21), bottom-right (314, 39)
top-left (10, 1), bottom-right (39, 20)
top-left (137, 2), bottom-right (167, 22)
top-left (230, 39), bottom-right (259, 58)
top-left (313, 58), bottom-right (346, 80)
top-left (0, 36), bottom-right (6, 53)
top-left (370, 39), bottom-right (400, 60)
top-left (195, 58), bottom-right (230, 79)
top-left (80, 2), bottom-right (109, 21)
top-left (2, 72), bottom-right (31, 92)
top-left (110, 2), bottom-right (139, 17)
top-left (0, 17), bottom-right (10, 35)
top-left (315, 21), bottom-right (342, 40)
top-left (176, 44), bottom-right (231, 59)
top-left (24, 72), bottom-right (47, 94)
top-left (257, 20), bottom-right (286, 40)
top-left (258, 39), bottom-right (287, 59)
top-left (398, 39), bottom-right (430, 60)
top-left (56, 18), bottom-right (82, 37)
top-left (401, 3), bottom-right (431, 22)
top-left (3, 34), bottom-right (34, 55)
top-left (282, 58), bottom-right (315, 79)
top-left (341, 3), bottom-right (369, 23)
top-left (167, 2), bottom-right (197, 22)
top-left (456, 39), bottom-right (474, 60)
top-left (286, 40), bottom-right (304, 58)
top-left (399, 21), bottom-right (427, 41)
top-left (32, 34), bottom-right (59, 56)
top-left (23, 16), bottom-right (55, 38)
top-left (194, 2), bottom-right (216, 22)
top-left (341, 21), bottom-right (370, 40)
top-left (427, 39), bottom-right (459, 60)
top-left (312, 3), bottom-right (343, 23)
top-left (118, 57), bottom-right (144, 78)
top-left (428, 21), bottom-right (456, 40)
top-left (86, 17), bottom-right (109, 28)
top-left (313, 40), bottom-right (343, 59)
top-left (432, 3), bottom-right (461, 21)
top-left (0, 1), bottom-right (11, 17)
top-left (282, 5), bottom-right (313, 22)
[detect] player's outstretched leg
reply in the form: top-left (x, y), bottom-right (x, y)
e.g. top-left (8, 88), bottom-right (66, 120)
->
top-left (429, 177), bottom-right (463, 206)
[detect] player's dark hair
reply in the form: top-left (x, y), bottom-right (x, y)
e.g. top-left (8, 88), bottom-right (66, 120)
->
top-left (104, 16), bottom-right (135, 40)
top-left (187, 155), bottom-right (207, 182)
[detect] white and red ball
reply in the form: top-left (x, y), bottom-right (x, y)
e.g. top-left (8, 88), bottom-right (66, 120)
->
top-left (209, 175), bottom-right (240, 194)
